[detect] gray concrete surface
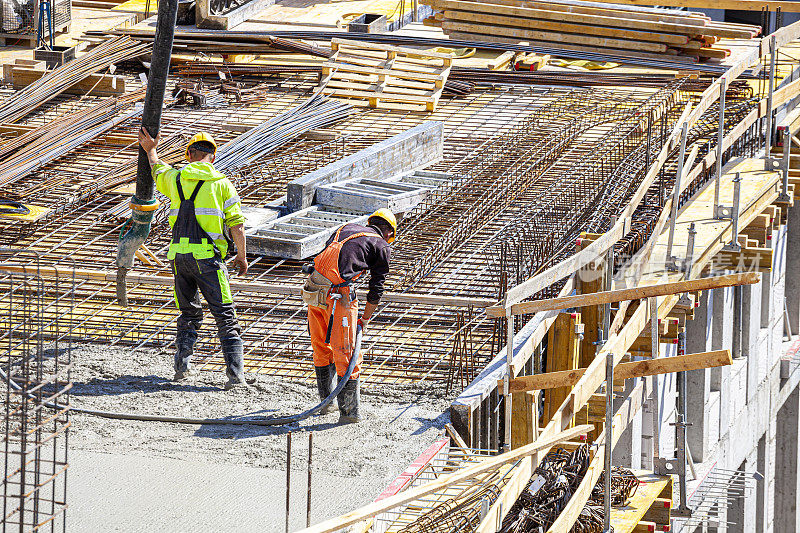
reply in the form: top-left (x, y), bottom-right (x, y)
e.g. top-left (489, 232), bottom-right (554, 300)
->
top-left (67, 449), bottom-right (385, 532)
top-left (63, 345), bottom-right (452, 532)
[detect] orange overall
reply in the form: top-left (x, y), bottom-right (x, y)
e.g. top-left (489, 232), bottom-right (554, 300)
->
top-left (308, 227), bottom-right (380, 379)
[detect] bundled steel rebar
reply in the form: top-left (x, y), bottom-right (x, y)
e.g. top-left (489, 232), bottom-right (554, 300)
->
top-left (0, 36), bottom-right (148, 125)
top-left (499, 445), bottom-right (638, 533)
top-left (212, 92), bottom-right (353, 173)
top-left (90, 28), bottom-right (742, 74)
top-left (0, 90), bottom-right (145, 187)
top-left (590, 467), bottom-right (640, 507)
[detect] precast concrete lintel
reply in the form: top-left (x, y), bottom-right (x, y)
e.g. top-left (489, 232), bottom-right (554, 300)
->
top-left (286, 122), bottom-right (444, 213)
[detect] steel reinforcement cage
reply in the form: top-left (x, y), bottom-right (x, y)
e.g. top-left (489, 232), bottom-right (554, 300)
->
top-left (1, 251), bottom-right (74, 533)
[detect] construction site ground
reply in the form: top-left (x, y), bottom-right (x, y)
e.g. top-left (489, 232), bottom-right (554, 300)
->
top-left (65, 345), bottom-right (451, 531)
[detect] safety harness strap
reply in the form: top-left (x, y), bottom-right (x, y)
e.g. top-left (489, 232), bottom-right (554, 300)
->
top-left (176, 172), bottom-right (205, 201)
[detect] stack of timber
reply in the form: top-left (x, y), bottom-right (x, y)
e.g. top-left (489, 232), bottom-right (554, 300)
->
top-left (319, 38), bottom-right (453, 112)
top-left (421, 0), bottom-right (762, 63)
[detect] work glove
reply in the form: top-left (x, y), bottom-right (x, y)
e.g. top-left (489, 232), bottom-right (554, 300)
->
top-left (357, 317), bottom-right (369, 332)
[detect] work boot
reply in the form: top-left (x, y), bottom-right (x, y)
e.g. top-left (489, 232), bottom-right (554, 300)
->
top-left (315, 364), bottom-right (337, 414)
top-left (337, 378), bottom-right (361, 424)
top-left (221, 336), bottom-right (250, 390)
top-left (173, 368), bottom-right (198, 381)
top-left (173, 330), bottom-right (198, 381)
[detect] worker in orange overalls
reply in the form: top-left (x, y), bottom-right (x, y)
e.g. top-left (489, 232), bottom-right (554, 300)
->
top-left (302, 209), bottom-right (396, 423)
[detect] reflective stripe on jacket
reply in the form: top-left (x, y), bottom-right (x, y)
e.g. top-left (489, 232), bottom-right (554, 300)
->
top-left (154, 161), bottom-right (245, 259)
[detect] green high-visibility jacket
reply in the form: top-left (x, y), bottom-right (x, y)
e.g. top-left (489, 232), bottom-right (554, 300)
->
top-left (154, 161), bottom-right (245, 260)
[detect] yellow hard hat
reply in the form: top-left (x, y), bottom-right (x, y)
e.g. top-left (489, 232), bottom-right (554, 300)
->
top-left (368, 208), bottom-right (397, 244)
top-left (185, 132), bottom-right (217, 159)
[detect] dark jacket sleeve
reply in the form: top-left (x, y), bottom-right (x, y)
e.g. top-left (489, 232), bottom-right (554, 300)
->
top-left (366, 243), bottom-right (391, 304)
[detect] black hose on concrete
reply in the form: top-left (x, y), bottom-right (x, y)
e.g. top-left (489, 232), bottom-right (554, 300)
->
top-left (3, 326), bottom-right (362, 427)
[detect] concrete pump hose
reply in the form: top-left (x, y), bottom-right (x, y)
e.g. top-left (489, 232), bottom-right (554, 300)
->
top-left (1, 325), bottom-right (363, 427)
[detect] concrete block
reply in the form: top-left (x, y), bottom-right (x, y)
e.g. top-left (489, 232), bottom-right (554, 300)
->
top-left (744, 282), bottom-right (763, 402)
top-left (743, 281), bottom-right (763, 358)
top-left (246, 206), bottom-right (369, 259)
top-left (729, 455), bottom-right (758, 533)
top-left (641, 397), bottom-right (656, 470)
top-left (774, 384), bottom-right (800, 533)
top-left (613, 398), bottom-right (642, 469)
top-left (758, 329), bottom-right (771, 384)
top-left (771, 225), bottom-right (788, 369)
top-left (687, 367), bottom-right (712, 463)
top-left (286, 122), bottom-right (444, 212)
top-left (707, 390), bottom-right (721, 450)
top-left (730, 358), bottom-right (748, 429)
top-left (712, 285), bottom-right (734, 435)
top-left (712, 285), bottom-right (734, 360)
top-left (757, 433), bottom-right (767, 533)
top-left (687, 288), bottom-right (714, 354)
top-left (786, 204), bottom-right (800, 333)
top-left (314, 170), bottom-right (451, 214)
top-left (766, 418), bottom-right (777, 532)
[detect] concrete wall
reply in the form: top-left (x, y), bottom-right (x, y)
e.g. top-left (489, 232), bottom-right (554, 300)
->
top-left (610, 201), bottom-right (800, 532)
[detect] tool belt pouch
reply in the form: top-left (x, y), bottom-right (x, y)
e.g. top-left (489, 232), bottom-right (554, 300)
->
top-left (302, 271), bottom-right (331, 309)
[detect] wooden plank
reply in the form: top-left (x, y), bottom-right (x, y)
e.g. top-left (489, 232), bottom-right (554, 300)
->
top-left (323, 87), bottom-right (437, 103)
top-left (325, 79), bottom-right (436, 98)
top-left (11, 68), bottom-right (125, 97)
top-left (505, 349), bottom-right (731, 393)
top-left (332, 38), bottom-right (455, 60)
top-left (440, 20), bottom-right (670, 52)
top-left (543, 312), bottom-right (581, 423)
top-left (295, 424), bottom-right (592, 533)
top-left (697, 47), bottom-right (731, 59)
top-left (642, 498), bottom-right (672, 524)
top-left (577, 238), bottom-right (602, 369)
top-left (446, 29), bottom-right (699, 62)
top-left (426, 0), bottom-right (728, 36)
top-left (510, 390), bottom-right (539, 449)
top-left (442, 10), bottom-right (690, 44)
top-left (320, 62), bottom-right (447, 82)
top-left (453, 0), bottom-right (711, 26)
top-left (486, 50), bottom-right (516, 69)
top-left (567, 0), bottom-right (800, 11)
top-left (609, 472), bottom-right (671, 533)
top-left (488, 272), bottom-right (760, 317)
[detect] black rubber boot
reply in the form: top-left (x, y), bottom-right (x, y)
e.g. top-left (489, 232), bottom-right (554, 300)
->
top-left (337, 378), bottom-right (361, 423)
top-left (315, 364), bottom-right (337, 414)
top-left (221, 336), bottom-right (248, 389)
top-left (173, 329), bottom-right (198, 380)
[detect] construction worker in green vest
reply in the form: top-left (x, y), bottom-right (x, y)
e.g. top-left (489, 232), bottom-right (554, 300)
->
top-left (138, 128), bottom-right (250, 389)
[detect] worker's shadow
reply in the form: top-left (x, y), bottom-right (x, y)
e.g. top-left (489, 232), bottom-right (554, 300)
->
top-left (70, 374), bottom-right (219, 396)
top-left (410, 412), bottom-right (450, 436)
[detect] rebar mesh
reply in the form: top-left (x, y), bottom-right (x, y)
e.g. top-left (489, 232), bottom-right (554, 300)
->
top-left (1, 251), bottom-right (74, 533)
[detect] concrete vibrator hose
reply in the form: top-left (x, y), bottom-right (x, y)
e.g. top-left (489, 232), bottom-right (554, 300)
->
top-left (3, 325), bottom-right (363, 426)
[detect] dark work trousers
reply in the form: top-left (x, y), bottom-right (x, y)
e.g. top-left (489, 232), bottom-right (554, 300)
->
top-left (171, 254), bottom-right (242, 374)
